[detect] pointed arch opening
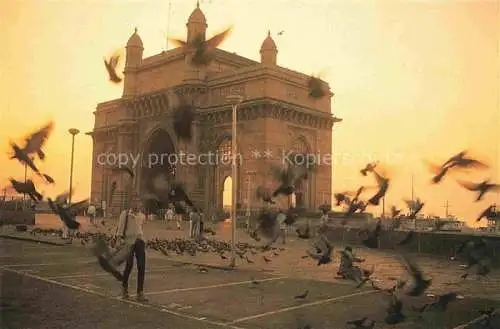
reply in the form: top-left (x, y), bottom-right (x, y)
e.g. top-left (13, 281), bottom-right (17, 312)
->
top-left (141, 128), bottom-right (176, 213)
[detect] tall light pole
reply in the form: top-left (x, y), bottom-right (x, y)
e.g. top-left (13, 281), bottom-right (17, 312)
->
top-left (226, 94), bottom-right (243, 268)
top-left (68, 128), bottom-right (80, 205)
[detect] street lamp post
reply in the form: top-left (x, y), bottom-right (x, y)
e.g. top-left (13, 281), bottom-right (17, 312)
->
top-left (68, 128), bottom-right (80, 205)
top-left (226, 94), bottom-right (243, 268)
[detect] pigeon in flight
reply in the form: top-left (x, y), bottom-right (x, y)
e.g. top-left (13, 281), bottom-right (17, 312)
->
top-left (476, 205), bottom-right (497, 222)
top-left (104, 51), bottom-right (122, 84)
top-left (169, 26), bottom-right (233, 66)
top-left (256, 186), bottom-right (276, 204)
top-left (457, 179), bottom-right (500, 202)
top-left (360, 162), bottom-right (378, 176)
top-left (401, 254), bottom-right (431, 296)
top-left (307, 76), bottom-right (325, 99)
top-left (9, 178), bottom-right (42, 202)
top-left (405, 198), bottom-right (425, 219)
top-left (306, 234), bottom-right (333, 265)
top-left (18, 121), bottom-right (54, 161)
top-left (367, 170), bottom-right (389, 206)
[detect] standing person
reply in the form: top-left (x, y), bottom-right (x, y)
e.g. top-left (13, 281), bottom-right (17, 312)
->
top-left (189, 207), bottom-right (200, 238)
top-left (87, 203), bottom-right (96, 226)
top-left (276, 209), bottom-right (287, 244)
top-left (165, 205), bottom-right (174, 229)
top-left (198, 209), bottom-right (204, 238)
top-left (114, 199), bottom-right (148, 302)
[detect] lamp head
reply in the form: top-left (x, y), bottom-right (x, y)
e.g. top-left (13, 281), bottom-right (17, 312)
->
top-left (68, 128), bottom-right (80, 135)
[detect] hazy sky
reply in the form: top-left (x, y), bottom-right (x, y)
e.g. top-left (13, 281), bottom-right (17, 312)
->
top-left (1, 0), bottom-right (499, 226)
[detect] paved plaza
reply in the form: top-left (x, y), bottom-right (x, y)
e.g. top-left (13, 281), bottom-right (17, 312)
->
top-left (1, 215), bottom-right (500, 328)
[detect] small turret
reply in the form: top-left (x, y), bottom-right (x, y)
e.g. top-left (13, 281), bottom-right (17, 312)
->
top-left (123, 28), bottom-right (143, 97)
top-left (260, 30), bottom-right (278, 66)
top-left (186, 1), bottom-right (207, 44)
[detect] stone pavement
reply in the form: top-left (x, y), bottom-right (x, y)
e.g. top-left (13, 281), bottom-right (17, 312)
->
top-left (10, 213), bottom-right (500, 300)
top-left (1, 238), bottom-right (499, 329)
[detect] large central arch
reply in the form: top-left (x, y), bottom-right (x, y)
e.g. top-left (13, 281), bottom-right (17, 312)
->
top-left (140, 128), bottom-right (176, 212)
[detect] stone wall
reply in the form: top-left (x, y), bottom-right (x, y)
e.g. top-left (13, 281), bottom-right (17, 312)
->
top-left (0, 210), bottom-right (36, 225)
top-left (321, 226), bottom-right (500, 260)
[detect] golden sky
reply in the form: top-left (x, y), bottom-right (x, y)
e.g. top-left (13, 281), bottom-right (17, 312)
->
top-left (1, 0), bottom-right (499, 226)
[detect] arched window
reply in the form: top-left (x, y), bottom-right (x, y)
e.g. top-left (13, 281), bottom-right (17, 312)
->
top-left (218, 138), bottom-right (232, 163)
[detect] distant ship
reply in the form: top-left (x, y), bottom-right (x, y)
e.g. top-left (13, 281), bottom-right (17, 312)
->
top-left (382, 215), bottom-right (465, 232)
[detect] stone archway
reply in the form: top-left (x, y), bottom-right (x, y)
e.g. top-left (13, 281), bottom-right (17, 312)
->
top-left (221, 176), bottom-right (232, 210)
top-left (140, 128), bottom-right (176, 212)
top-left (215, 137), bottom-right (233, 209)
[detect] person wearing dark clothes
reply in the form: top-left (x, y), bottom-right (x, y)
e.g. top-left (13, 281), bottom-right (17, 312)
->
top-left (114, 200), bottom-right (148, 302)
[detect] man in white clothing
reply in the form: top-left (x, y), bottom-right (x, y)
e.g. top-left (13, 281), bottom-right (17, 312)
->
top-left (165, 206), bottom-right (175, 228)
top-left (189, 207), bottom-right (200, 238)
top-left (87, 204), bottom-right (96, 226)
top-left (114, 199), bottom-right (147, 302)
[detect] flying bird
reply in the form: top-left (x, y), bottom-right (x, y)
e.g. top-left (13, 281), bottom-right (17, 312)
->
top-left (416, 292), bottom-right (462, 313)
top-left (19, 121), bottom-right (54, 160)
top-left (402, 255), bottom-right (431, 296)
top-left (476, 205), bottom-right (497, 222)
top-left (104, 51), bottom-right (123, 84)
top-left (256, 186), bottom-right (276, 204)
top-left (367, 170), bottom-right (389, 206)
top-left (360, 162), bottom-right (378, 176)
top-left (270, 164), bottom-right (312, 198)
top-left (334, 192), bottom-right (350, 206)
top-left (42, 174), bottom-right (55, 184)
top-left (9, 179), bottom-right (42, 202)
top-left (169, 26), bottom-right (233, 66)
top-left (10, 144), bottom-right (40, 173)
top-left (277, 30), bottom-right (284, 35)
top-left (385, 294), bottom-right (406, 324)
top-left (307, 76), bottom-right (325, 99)
top-left (47, 197), bottom-right (82, 230)
top-left (306, 234), bottom-right (333, 265)
top-left (405, 198), bottom-right (425, 219)
top-left (424, 160), bottom-right (450, 184)
top-left (442, 150), bottom-right (487, 170)
top-left (390, 206), bottom-right (401, 218)
top-left (457, 179), bottom-right (500, 202)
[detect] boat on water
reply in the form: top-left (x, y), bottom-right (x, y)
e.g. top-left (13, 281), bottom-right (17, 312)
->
top-left (381, 215), bottom-right (466, 232)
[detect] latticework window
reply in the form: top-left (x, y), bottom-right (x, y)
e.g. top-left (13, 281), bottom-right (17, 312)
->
top-left (291, 138), bottom-right (309, 154)
top-left (218, 139), bottom-right (232, 162)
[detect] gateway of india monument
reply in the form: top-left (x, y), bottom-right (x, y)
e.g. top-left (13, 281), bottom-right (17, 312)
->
top-left (88, 3), bottom-right (340, 217)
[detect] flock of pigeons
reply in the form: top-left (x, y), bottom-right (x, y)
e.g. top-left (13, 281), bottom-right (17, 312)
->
top-left (242, 152), bottom-right (499, 328)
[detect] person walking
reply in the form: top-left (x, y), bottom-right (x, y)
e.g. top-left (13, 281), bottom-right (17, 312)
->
top-left (114, 199), bottom-right (148, 302)
top-left (198, 209), bottom-right (205, 238)
top-left (87, 203), bottom-right (96, 226)
top-left (165, 206), bottom-right (174, 228)
top-left (276, 209), bottom-right (287, 244)
top-left (189, 207), bottom-right (201, 239)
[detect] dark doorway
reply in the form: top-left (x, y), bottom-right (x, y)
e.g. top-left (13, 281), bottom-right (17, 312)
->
top-left (141, 129), bottom-right (176, 214)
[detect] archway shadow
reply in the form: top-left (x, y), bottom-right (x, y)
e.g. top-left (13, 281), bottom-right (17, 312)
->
top-left (141, 129), bottom-right (176, 214)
